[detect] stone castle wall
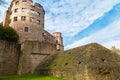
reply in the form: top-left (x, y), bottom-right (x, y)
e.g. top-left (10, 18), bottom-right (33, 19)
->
top-left (0, 40), bottom-right (19, 75)
top-left (18, 41), bottom-right (57, 74)
top-left (0, 40), bottom-right (58, 75)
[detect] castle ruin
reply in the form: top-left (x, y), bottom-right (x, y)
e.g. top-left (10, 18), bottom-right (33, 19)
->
top-left (0, 0), bottom-right (64, 75)
top-left (3, 0), bottom-right (64, 51)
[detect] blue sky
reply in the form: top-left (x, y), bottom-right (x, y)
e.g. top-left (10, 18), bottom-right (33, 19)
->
top-left (0, 0), bottom-right (120, 50)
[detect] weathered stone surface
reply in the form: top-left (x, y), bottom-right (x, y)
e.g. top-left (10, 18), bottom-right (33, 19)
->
top-left (0, 40), bottom-right (60, 75)
top-left (35, 43), bottom-right (120, 80)
top-left (0, 40), bottom-right (19, 76)
top-left (17, 40), bottom-right (58, 74)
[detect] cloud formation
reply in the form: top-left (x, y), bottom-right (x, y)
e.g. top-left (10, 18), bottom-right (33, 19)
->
top-left (36, 0), bottom-right (120, 37)
top-left (0, 0), bottom-right (120, 50)
top-left (65, 17), bottom-right (120, 49)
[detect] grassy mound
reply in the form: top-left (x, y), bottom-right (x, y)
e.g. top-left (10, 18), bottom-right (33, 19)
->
top-left (0, 74), bottom-right (66, 80)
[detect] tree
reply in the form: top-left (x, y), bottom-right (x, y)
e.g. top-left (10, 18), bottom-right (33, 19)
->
top-left (0, 25), bottom-right (19, 42)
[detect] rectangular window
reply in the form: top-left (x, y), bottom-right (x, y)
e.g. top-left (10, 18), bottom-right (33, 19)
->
top-left (22, 8), bottom-right (27, 12)
top-left (22, 0), bottom-right (27, 3)
top-left (14, 8), bottom-right (18, 13)
top-left (30, 17), bottom-right (34, 22)
top-left (24, 27), bottom-right (28, 32)
top-left (30, 9), bottom-right (34, 13)
top-left (37, 12), bottom-right (40, 15)
top-left (37, 20), bottom-right (40, 24)
top-left (21, 16), bottom-right (26, 21)
top-left (14, 17), bottom-right (17, 21)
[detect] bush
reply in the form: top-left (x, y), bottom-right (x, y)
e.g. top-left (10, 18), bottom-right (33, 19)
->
top-left (0, 25), bottom-right (19, 42)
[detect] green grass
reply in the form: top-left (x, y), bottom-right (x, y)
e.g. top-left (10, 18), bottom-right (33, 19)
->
top-left (0, 74), bottom-right (66, 80)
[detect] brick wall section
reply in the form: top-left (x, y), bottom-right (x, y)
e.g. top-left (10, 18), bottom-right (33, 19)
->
top-left (0, 40), bottom-right (19, 76)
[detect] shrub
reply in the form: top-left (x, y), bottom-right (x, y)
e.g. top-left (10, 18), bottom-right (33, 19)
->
top-left (0, 25), bottom-right (19, 42)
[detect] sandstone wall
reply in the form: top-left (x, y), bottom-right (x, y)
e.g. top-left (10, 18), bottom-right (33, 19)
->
top-left (0, 40), bottom-right (19, 75)
top-left (17, 40), bottom-right (57, 74)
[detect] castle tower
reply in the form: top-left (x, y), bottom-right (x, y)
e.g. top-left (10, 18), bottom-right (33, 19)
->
top-left (52, 32), bottom-right (64, 51)
top-left (3, 0), bottom-right (45, 43)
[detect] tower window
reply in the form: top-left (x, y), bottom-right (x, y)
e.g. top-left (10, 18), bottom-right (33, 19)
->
top-left (22, 8), bottom-right (27, 12)
top-left (22, 0), bottom-right (27, 3)
top-left (30, 9), bottom-right (34, 13)
top-left (37, 12), bottom-right (40, 15)
top-left (14, 8), bottom-right (18, 13)
top-left (15, 1), bottom-right (19, 5)
top-left (24, 27), bottom-right (29, 32)
top-left (14, 17), bottom-right (18, 21)
top-left (37, 20), bottom-right (40, 24)
top-left (30, 17), bottom-right (34, 22)
top-left (21, 16), bottom-right (26, 21)
top-left (31, 1), bottom-right (33, 5)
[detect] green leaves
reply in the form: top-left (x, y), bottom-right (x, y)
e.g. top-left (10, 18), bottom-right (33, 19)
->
top-left (0, 25), bottom-right (19, 42)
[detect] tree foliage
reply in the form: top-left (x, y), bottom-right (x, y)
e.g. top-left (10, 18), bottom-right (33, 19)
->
top-left (0, 25), bottom-right (19, 42)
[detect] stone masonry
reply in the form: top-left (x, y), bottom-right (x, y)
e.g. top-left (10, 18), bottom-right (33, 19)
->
top-left (3, 0), bottom-right (64, 51)
top-left (0, 0), bottom-right (64, 75)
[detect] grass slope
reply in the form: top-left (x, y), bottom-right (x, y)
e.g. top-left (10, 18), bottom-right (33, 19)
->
top-left (0, 74), bottom-right (66, 80)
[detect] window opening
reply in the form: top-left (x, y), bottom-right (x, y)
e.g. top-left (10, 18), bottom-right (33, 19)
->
top-left (30, 17), bottom-right (34, 22)
top-left (30, 9), bottom-right (34, 13)
top-left (22, 0), bottom-right (27, 3)
top-left (21, 16), bottom-right (26, 21)
top-left (15, 1), bottom-right (19, 5)
top-left (37, 20), bottom-right (40, 24)
top-left (14, 17), bottom-right (17, 21)
top-left (24, 27), bottom-right (28, 32)
top-left (14, 8), bottom-right (18, 13)
top-left (22, 8), bottom-right (27, 12)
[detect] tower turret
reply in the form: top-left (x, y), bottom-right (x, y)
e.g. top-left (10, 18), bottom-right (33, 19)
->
top-left (52, 32), bottom-right (64, 51)
top-left (3, 0), bottom-right (45, 43)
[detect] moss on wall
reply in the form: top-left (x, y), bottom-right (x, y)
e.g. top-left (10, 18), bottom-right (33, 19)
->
top-left (36, 43), bottom-right (120, 80)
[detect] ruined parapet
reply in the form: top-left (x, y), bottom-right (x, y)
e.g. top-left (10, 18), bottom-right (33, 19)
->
top-left (35, 43), bottom-right (120, 80)
top-left (3, 0), bottom-right (45, 43)
top-left (52, 32), bottom-right (64, 51)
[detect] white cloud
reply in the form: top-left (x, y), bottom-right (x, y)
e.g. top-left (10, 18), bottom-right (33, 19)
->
top-left (42, 0), bottom-right (120, 37)
top-left (0, 0), bottom-right (12, 22)
top-left (103, 40), bottom-right (120, 49)
top-left (65, 17), bottom-right (120, 49)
